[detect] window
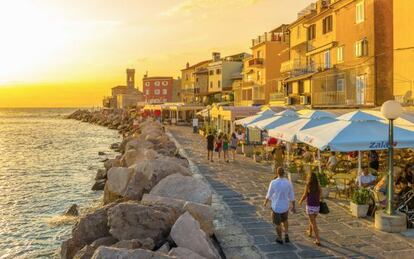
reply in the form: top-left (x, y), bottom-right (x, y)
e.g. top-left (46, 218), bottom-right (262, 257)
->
top-left (307, 24), bottom-right (316, 40)
top-left (162, 89), bottom-right (167, 95)
top-left (337, 46), bottom-right (344, 63)
top-left (209, 70), bottom-right (214, 75)
top-left (337, 78), bottom-right (345, 92)
top-left (144, 82), bottom-right (150, 87)
top-left (210, 81), bottom-right (213, 88)
top-left (162, 81), bottom-right (168, 86)
top-left (154, 89), bottom-right (160, 95)
top-left (218, 80), bottom-right (221, 88)
top-left (323, 16), bottom-right (333, 34)
top-left (154, 81), bottom-right (160, 86)
top-left (297, 26), bottom-right (301, 39)
top-left (257, 71), bottom-right (261, 81)
top-left (324, 51), bottom-right (331, 69)
top-left (257, 50), bottom-right (261, 59)
top-left (355, 39), bottom-right (368, 57)
top-left (185, 74), bottom-right (189, 80)
top-left (145, 89), bottom-right (149, 95)
top-left (356, 1), bottom-right (365, 24)
top-left (216, 69), bottom-right (221, 75)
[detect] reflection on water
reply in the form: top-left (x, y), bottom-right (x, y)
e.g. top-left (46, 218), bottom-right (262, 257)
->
top-left (0, 108), bottom-right (119, 258)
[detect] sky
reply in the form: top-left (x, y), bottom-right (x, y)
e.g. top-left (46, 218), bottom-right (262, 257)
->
top-left (0, 0), bottom-right (313, 107)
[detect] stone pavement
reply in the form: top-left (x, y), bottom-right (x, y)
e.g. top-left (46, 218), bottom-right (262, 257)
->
top-left (167, 126), bottom-right (414, 259)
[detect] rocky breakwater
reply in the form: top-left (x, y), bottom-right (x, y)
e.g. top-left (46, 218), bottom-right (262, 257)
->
top-left (63, 114), bottom-right (222, 259)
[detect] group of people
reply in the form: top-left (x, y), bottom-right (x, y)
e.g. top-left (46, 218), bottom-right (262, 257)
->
top-left (206, 131), bottom-right (239, 162)
top-left (264, 167), bottom-right (323, 246)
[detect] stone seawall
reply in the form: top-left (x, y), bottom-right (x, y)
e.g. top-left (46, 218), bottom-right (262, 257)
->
top-left (63, 110), bottom-right (223, 259)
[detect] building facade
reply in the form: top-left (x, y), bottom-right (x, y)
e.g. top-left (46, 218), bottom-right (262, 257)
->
top-left (208, 52), bottom-right (249, 103)
top-left (282, 0), bottom-right (393, 108)
top-left (103, 69), bottom-right (143, 109)
top-left (180, 60), bottom-right (211, 103)
top-left (143, 75), bottom-right (175, 103)
top-left (236, 25), bottom-right (289, 106)
top-left (393, 0), bottom-right (414, 104)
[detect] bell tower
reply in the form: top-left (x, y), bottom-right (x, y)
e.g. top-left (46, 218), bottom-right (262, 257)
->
top-left (126, 68), bottom-right (135, 88)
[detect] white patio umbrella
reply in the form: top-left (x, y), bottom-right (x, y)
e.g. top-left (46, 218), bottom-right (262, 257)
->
top-left (297, 110), bottom-right (414, 183)
top-left (364, 110), bottom-right (414, 126)
top-left (234, 108), bottom-right (276, 127)
top-left (249, 109), bottom-right (299, 130)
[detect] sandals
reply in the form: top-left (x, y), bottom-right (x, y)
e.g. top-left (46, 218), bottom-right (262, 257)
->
top-left (314, 241), bottom-right (321, 246)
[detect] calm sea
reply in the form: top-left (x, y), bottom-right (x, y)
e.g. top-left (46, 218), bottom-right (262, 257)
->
top-left (0, 108), bottom-right (120, 258)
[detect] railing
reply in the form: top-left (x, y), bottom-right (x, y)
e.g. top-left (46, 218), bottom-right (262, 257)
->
top-left (252, 32), bottom-right (284, 47)
top-left (248, 58), bottom-right (264, 67)
top-left (269, 92), bottom-right (286, 102)
top-left (312, 91), bottom-right (346, 106)
top-left (312, 88), bottom-right (375, 106)
top-left (252, 86), bottom-right (265, 100)
top-left (280, 59), bottom-right (315, 76)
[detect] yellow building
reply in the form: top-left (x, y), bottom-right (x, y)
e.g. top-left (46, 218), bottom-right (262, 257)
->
top-left (236, 25), bottom-right (289, 106)
top-left (394, 0), bottom-right (414, 104)
top-left (282, 0), bottom-right (393, 108)
top-left (180, 60), bottom-right (211, 104)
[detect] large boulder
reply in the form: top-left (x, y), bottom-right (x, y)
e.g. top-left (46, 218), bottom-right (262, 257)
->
top-left (107, 202), bottom-right (180, 245)
top-left (125, 138), bottom-right (154, 152)
top-left (61, 205), bottom-right (114, 259)
top-left (95, 169), bottom-right (107, 180)
top-left (73, 245), bottom-right (95, 259)
top-left (169, 247), bottom-right (207, 259)
top-left (91, 247), bottom-right (173, 259)
top-left (112, 238), bottom-right (154, 250)
top-left (91, 179), bottom-right (106, 191)
top-left (120, 148), bottom-right (157, 167)
top-left (184, 202), bottom-right (214, 236)
top-left (141, 194), bottom-right (186, 213)
top-left (150, 174), bottom-right (212, 205)
top-left (124, 158), bottom-right (191, 201)
top-left (103, 167), bottom-right (134, 204)
top-left (103, 159), bottom-right (121, 171)
top-left (170, 212), bottom-right (220, 259)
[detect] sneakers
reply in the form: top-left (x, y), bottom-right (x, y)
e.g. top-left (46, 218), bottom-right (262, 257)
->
top-left (275, 235), bottom-right (290, 245)
top-left (285, 234), bottom-right (290, 243)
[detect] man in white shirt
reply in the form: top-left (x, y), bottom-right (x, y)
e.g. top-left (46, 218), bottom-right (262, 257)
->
top-left (263, 167), bottom-right (296, 244)
top-left (356, 165), bottom-right (377, 188)
top-left (192, 118), bottom-right (199, 133)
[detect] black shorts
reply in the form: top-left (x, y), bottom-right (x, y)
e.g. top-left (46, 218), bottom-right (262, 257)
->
top-left (272, 211), bottom-right (288, 225)
top-left (207, 144), bottom-right (214, 151)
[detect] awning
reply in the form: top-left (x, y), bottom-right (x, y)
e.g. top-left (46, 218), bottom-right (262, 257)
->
top-left (306, 42), bottom-right (337, 56)
top-left (283, 73), bottom-right (315, 83)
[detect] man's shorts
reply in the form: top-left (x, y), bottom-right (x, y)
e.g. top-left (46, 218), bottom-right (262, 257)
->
top-left (272, 211), bottom-right (288, 225)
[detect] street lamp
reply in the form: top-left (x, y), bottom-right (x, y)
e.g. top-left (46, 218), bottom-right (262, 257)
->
top-left (381, 100), bottom-right (403, 215)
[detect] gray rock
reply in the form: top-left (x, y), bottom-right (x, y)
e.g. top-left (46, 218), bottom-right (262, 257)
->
top-left (65, 204), bottom-right (79, 217)
top-left (73, 245), bottom-right (95, 259)
top-left (121, 148), bottom-right (157, 167)
top-left (105, 167), bottom-right (134, 196)
top-left (91, 179), bottom-right (105, 191)
top-left (150, 174), bottom-right (212, 205)
top-left (103, 159), bottom-right (121, 170)
top-left (112, 238), bottom-right (154, 250)
top-left (169, 247), bottom-right (208, 259)
top-left (90, 236), bottom-right (118, 248)
top-left (108, 202), bottom-right (180, 245)
top-left (95, 169), bottom-right (107, 180)
top-left (170, 212), bottom-right (220, 259)
top-left (91, 247), bottom-right (173, 259)
top-left (157, 242), bottom-right (170, 254)
top-left (184, 202), bottom-right (214, 236)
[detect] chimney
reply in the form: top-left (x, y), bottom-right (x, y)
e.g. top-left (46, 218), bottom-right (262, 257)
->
top-left (186, 62), bottom-right (190, 69)
top-left (212, 52), bottom-right (221, 62)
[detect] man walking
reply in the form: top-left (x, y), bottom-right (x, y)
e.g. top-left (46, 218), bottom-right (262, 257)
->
top-left (206, 131), bottom-right (215, 162)
top-left (264, 167), bottom-right (296, 244)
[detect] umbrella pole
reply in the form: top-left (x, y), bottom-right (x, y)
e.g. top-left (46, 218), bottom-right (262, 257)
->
top-left (317, 150), bottom-right (322, 173)
top-left (358, 151), bottom-right (362, 186)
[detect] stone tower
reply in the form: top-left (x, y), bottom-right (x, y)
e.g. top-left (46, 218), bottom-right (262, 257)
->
top-left (126, 69), bottom-right (135, 88)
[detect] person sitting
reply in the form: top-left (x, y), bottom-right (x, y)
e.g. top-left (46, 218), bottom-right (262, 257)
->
top-left (397, 179), bottom-right (411, 199)
top-left (356, 166), bottom-right (377, 188)
top-left (325, 152), bottom-right (337, 171)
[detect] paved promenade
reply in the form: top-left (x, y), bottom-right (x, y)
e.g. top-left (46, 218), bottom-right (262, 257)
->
top-left (168, 126), bottom-right (414, 259)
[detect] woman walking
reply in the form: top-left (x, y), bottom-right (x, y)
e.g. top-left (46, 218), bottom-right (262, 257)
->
top-left (223, 134), bottom-right (230, 163)
top-left (299, 172), bottom-right (322, 246)
top-left (215, 133), bottom-right (223, 161)
top-left (230, 133), bottom-right (238, 161)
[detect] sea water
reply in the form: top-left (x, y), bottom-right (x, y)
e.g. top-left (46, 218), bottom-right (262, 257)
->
top-left (0, 108), bottom-right (120, 258)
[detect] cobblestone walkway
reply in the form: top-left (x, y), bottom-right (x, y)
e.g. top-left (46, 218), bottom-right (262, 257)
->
top-left (168, 126), bottom-right (414, 259)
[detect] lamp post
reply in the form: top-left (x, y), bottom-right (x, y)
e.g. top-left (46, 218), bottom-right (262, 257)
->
top-left (381, 100), bottom-right (403, 215)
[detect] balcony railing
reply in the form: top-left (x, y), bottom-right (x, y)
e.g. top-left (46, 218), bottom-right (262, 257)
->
top-left (312, 88), bottom-right (375, 107)
top-left (312, 91), bottom-right (346, 106)
top-left (252, 86), bottom-right (265, 100)
top-left (248, 58), bottom-right (264, 67)
top-left (252, 32), bottom-right (285, 47)
top-left (280, 59), bottom-right (315, 76)
top-left (269, 92), bottom-right (286, 102)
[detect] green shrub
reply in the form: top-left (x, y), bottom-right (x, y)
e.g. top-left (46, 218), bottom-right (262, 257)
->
top-left (352, 188), bottom-right (370, 205)
top-left (315, 171), bottom-right (329, 187)
top-left (288, 163), bottom-right (298, 174)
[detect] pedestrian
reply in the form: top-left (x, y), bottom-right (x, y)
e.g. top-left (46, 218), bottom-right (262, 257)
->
top-left (298, 171), bottom-right (322, 246)
top-left (369, 150), bottom-right (379, 171)
top-left (230, 132), bottom-right (238, 161)
top-left (192, 117), bottom-right (199, 133)
top-left (215, 133), bottom-right (223, 161)
top-left (263, 167), bottom-right (296, 244)
top-left (206, 131), bottom-right (215, 162)
top-left (223, 134), bottom-right (229, 163)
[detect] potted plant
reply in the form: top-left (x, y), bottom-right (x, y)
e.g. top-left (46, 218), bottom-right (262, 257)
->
top-left (316, 171), bottom-right (330, 199)
top-left (288, 163), bottom-right (300, 182)
top-left (350, 188), bottom-right (370, 218)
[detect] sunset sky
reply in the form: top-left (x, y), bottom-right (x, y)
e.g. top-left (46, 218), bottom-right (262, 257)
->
top-left (0, 0), bottom-right (312, 107)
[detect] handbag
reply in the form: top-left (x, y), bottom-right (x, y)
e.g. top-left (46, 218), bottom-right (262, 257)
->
top-left (319, 201), bottom-right (330, 214)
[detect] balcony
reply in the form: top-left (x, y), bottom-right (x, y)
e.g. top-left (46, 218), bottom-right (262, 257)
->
top-left (248, 58), bottom-right (264, 67)
top-left (252, 32), bottom-right (285, 47)
top-left (280, 59), bottom-right (315, 76)
top-left (269, 92), bottom-right (286, 102)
